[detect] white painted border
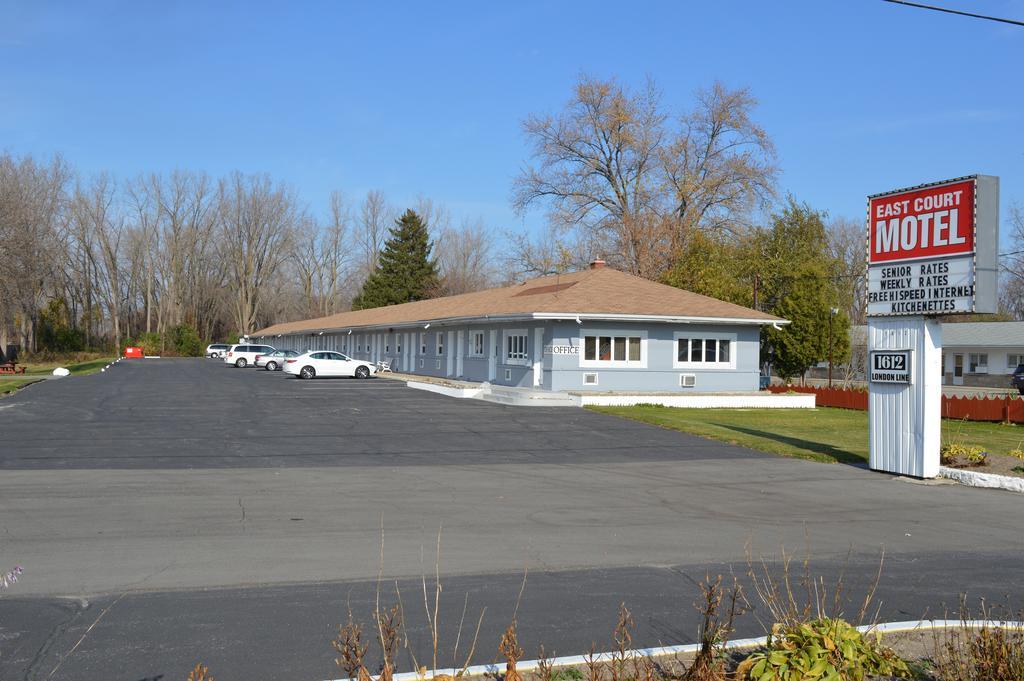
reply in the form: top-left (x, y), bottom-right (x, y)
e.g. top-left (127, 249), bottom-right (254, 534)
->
top-left (579, 394), bottom-right (815, 409)
top-left (406, 381), bottom-right (484, 399)
top-left (322, 619), bottom-right (1020, 681)
top-left (939, 466), bottom-right (1024, 494)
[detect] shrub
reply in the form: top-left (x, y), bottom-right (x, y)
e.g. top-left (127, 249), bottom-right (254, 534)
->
top-left (170, 324), bottom-right (203, 357)
top-left (127, 332), bottom-right (163, 357)
top-left (736, 618), bottom-right (911, 680)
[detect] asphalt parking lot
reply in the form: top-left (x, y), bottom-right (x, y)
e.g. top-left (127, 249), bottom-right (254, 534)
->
top-left (2, 358), bottom-right (1024, 681)
top-left (0, 357), bottom-right (755, 469)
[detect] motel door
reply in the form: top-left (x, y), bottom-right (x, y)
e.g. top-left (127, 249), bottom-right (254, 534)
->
top-left (953, 354), bottom-right (964, 386)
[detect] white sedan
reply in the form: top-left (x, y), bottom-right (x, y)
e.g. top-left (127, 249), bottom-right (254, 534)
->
top-left (283, 351), bottom-right (378, 380)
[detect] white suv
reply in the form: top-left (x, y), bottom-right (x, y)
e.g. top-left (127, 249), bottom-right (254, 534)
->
top-left (223, 343), bottom-right (276, 368)
top-left (205, 343), bottom-right (231, 358)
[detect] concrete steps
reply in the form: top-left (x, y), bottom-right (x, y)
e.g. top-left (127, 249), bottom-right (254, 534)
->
top-left (477, 384), bottom-right (580, 407)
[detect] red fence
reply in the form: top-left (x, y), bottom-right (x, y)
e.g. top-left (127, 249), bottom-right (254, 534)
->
top-left (767, 385), bottom-right (1024, 423)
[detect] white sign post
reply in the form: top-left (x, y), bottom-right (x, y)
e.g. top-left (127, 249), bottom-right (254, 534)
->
top-left (866, 175), bottom-right (998, 478)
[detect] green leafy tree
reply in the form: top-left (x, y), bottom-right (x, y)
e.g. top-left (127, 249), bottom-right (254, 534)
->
top-left (352, 209), bottom-right (440, 310)
top-left (757, 199), bottom-right (850, 380)
top-left (660, 230), bottom-right (755, 306)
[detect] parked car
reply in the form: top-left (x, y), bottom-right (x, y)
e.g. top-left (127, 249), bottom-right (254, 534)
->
top-left (205, 343), bottom-right (231, 358)
top-left (255, 349), bottom-right (300, 371)
top-left (283, 351), bottom-right (377, 379)
top-left (1013, 364), bottom-right (1024, 395)
top-left (223, 343), bottom-right (276, 368)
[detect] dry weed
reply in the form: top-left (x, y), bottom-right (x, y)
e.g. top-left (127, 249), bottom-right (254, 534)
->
top-left (682, 575), bottom-right (745, 681)
top-left (499, 620), bottom-right (524, 681)
top-left (186, 663), bottom-right (215, 681)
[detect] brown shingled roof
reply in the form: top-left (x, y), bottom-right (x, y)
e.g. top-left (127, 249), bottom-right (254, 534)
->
top-left (253, 266), bottom-right (784, 337)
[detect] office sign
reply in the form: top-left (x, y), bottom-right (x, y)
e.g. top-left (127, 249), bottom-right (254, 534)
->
top-left (544, 344), bottom-right (578, 355)
top-left (869, 350), bottom-right (912, 384)
top-left (866, 175), bottom-right (998, 317)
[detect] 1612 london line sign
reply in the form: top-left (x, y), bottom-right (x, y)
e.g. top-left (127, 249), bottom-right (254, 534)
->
top-left (867, 175), bottom-right (999, 316)
top-left (865, 175), bottom-right (999, 478)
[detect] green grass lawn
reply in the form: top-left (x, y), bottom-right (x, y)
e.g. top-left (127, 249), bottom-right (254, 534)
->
top-left (22, 356), bottom-right (114, 376)
top-left (588, 405), bottom-right (1024, 464)
top-left (0, 378), bottom-right (42, 395)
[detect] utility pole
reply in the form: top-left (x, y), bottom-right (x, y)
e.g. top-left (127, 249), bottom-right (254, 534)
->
top-left (828, 307), bottom-right (839, 388)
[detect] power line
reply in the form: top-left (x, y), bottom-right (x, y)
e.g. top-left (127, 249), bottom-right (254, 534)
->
top-left (882, 0), bottom-right (1024, 27)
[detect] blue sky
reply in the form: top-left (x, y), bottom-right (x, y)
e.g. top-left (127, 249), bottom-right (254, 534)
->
top-left (1, 0), bottom-right (1021, 247)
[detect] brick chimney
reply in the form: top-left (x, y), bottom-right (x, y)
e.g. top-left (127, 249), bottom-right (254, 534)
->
top-left (589, 259), bottom-right (606, 269)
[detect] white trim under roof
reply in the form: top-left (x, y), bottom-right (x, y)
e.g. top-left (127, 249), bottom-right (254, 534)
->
top-left (532, 312), bottom-right (787, 326)
top-left (259, 312), bottom-right (786, 338)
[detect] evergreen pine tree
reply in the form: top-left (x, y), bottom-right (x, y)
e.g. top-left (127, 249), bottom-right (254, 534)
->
top-left (352, 209), bottom-right (440, 310)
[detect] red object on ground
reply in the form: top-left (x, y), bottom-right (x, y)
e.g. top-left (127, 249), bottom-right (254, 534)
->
top-left (124, 347), bottom-right (144, 359)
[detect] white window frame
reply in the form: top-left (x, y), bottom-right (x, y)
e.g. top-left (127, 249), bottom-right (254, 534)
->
top-left (673, 331), bottom-right (737, 370)
top-left (420, 332), bottom-right (427, 355)
top-left (504, 329), bottom-right (530, 366)
top-left (579, 331), bottom-right (647, 369)
top-left (436, 332), bottom-right (444, 356)
top-left (968, 353), bottom-right (988, 373)
top-left (470, 331), bottom-right (486, 358)
top-left (1009, 354), bottom-right (1024, 369)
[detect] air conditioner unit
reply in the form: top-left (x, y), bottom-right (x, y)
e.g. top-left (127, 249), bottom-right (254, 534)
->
top-left (583, 372), bottom-right (599, 386)
top-left (680, 373), bottom-right (696, 387)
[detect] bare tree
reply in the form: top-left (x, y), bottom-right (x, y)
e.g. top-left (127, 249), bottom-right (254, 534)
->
top-left (513, 76), bottom-right (666, 277)
top-left (435, 218), bottom-right (497, 294)
top-left (321, 191), bottom-right (354, 314)
top-left (999, 204), bottom-right (1024, 320)
top-left (217, 172), bottom-right (299, 335)
top-left (355, 190), bottom-right (392, 281)
top-left (0, 153), bottom-right (70, 354)
top-left (513, 75), bottom-right (776, 278)
top-left (72, 174), bottom-right (129, 350)
top-left (660, 82), bottom-right (777, 242)
top-left (827, 216), bottom-right (868, 325)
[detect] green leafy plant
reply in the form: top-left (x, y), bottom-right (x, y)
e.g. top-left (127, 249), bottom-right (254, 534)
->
top-left (550, 669), bottom-right (584, 681)
top-left (736, 618), bottom-right (911, 680)
top-left (940, 443), bottom-right (989, 467)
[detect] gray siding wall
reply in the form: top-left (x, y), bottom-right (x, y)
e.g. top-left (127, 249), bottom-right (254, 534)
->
top-left (545, 321), bottom-right (760, 392)
top-left (257, 320), bottom-right (761, 392)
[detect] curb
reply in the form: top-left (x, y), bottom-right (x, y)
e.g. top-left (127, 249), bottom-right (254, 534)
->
top-left (322, 619), bottom-right (1020, 681)
top-left (939, 466), bottom-right (1024, 494)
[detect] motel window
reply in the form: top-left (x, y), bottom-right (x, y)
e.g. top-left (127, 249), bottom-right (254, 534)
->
top-left (420, 333), bottom-right (427, 355)
top-left (582, 335), bottom-right (642, 366)
top-left (1008, 354), bottom-right (1024, 369)
top-left (506, 332), bottom-right (529, 365)
top-left (471, 331), bottom-right (485, 357)
top-left (397, 340), bottom-right (402, 353)
top-left (674, 335), bottom-right (735, 368)
top-left (968, 353), bottom-right (988, 373)
top-left (437, 333), bottom-right (444, 356)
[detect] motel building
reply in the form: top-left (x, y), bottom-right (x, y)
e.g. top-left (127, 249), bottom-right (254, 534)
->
top-left (252, 261), bottom-right (788, 397)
